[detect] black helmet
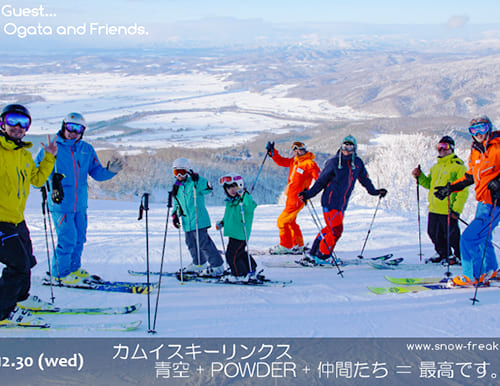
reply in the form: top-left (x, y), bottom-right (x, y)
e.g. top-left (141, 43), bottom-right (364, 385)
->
top-left (1, 104), bottom-right (31, 120)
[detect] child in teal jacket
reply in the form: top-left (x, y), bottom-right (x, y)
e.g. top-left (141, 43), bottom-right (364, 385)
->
top-left (218, 173), bottom-right (257, 277)
top-left (172, 158), bottom-right (224, 275)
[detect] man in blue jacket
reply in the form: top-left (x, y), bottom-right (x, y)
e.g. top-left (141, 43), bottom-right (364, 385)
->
top-left (299, 135), bottom-right (387, 264)
top-left (36, 112), bottom-right (123, 283)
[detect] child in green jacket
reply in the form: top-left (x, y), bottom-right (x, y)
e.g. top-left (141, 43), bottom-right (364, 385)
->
top-left (218, 173), bottom-right (258, 278)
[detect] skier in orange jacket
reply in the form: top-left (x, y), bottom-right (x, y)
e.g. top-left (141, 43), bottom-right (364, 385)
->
top-left (266, 141), bottom-right (320, 254)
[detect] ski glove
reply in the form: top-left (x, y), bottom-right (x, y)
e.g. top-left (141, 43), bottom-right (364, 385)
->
top-left (488, 178), bottom-right (500, 202)
top-left (434, 185), bottom-right (451, 200)
top-left (412, 167), bottom-right (422, 178)
top-left (107, 157), bottom-right (124, 173)
top-left (51, 173), bottom-right (65, 204)
top-left (189, 172), bottom-right (199, 182)
top-left (298, 190), bottom-right (309, 203)
top-left (172, 213), bottom-right (181, 229)
top-left (216, 220), bottom-right (224, 230)
top-left (377, 188), bottom-right (388, 198)
top-left (266, 141), bottom-right (275, 157)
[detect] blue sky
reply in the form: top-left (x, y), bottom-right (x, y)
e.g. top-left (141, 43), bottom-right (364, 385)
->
top-left (9, 0), bottom-right (500, 24)
top-left (2, 1), bottom-right (500, 50)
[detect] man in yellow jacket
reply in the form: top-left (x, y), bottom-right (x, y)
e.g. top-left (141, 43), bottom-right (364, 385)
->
top-left (0, 104), bottom-right (57, 326)
top-left (412, 136), bottom-right (468, 265)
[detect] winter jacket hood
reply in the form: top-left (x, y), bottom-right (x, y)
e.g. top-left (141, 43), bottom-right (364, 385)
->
top-left (417, 153), bottom-right (468, 215)
top-left (172, 175), bottom-right (214, 232)
top-left (223, 191), bottom-right (257, 241)
top-left (271, 149), bottom-right (320, 210)
top-left (305, 151), bottom-right (378, 212)
top-left (0, 134), bottom-right (55, 224)
top-left (35, 132), bottom-right (115, 213)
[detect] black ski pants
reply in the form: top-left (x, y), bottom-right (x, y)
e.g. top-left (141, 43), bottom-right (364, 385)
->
top-left (226, 238), bottom-right (256, 277)
top-left (0, 221), bottom-right (36, 320)
top-left (427, 212), bottom-right (461, 259)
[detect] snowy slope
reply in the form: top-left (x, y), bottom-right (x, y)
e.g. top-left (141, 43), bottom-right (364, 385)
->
top-left (3, 192), bottom-right (500, 338)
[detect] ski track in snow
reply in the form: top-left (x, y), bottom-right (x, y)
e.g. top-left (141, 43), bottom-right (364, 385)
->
top-left (3, 193), bottom-right (500, 337)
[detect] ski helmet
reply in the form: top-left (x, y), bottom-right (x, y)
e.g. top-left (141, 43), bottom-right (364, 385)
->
top-left (63, 112), bottom-right (86, 127)
top-left (291, 141), bottom-right (306, 151)
top-left (1, 104), bottom-right (31, 120)
top-left (438, 135), bottom-right (455, 151)
top-left (1, 104), bottom-right (31, 130)
top-left (172, 158), bottom-right (192, 171)
top-left (468, 115), bottom-right (492, 136)
top-left (219, 173), bottom-right (244, 190)
top-left (62, 112), bottom-right (86, 135)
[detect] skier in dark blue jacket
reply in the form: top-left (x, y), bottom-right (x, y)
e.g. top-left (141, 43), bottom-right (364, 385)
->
top-left (299, 135), bottom-right (387, 263)
top-left (35, 112), bottom-right (123, 284)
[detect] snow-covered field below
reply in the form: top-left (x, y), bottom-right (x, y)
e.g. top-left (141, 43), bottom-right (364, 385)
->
top-left (4, 192), bottom-right (500, 338)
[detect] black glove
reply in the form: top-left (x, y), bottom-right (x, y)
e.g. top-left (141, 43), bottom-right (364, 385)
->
top-left (298, 190), bottom-right (309, 203)
top-left (434, 185), bottom-right (451, 200)
top-left (172, 183), bottom-right (180, 196)
top-left (51, 173), bottom-right (65, 204)
top-left (190, 172), bottom-right (199, 182)
top-left (266, 141), bottom-right (275, 157)
top-left (172, 213), bottom-right (181, 229)
top-left (377, 188), bottom-right (387, 198)
top-left (488, 178), bottom-right (500, 202)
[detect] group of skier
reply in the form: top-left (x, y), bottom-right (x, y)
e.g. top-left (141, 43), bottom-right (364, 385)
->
top-left (0, 100), bottom-right (499, 327)
top-left (0, 104), bottom-right (123, 326)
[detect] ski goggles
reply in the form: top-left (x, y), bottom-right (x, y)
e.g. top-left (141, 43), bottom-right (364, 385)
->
top-left (219, 175), bottom-right (242, 186)
top-left (65, 122), bottom-right (86, 134)
top-left (437, 142), bottom-right (452, 151)
top-left (2, 112), bottom-right (31, 130)
top-left (468, 122), bottom-right (490, 136)
top-left (173, 169), bottom-right (189, 177)
top-left (341, 142), bottom-right (355, 152)
top-left (291, 141), bottom-right (306, 151)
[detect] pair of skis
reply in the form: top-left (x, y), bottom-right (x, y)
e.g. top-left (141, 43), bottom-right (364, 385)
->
top-left (2, 303), bottom-right (143, 331)
top-left (42, 275), bottom-right (157, 294)
top-left (368, 275), bottom-right (499, 294)
top-left (128, 269), bottom-right (291, 287)
top-left (262, 253), bottom-right (403, 270)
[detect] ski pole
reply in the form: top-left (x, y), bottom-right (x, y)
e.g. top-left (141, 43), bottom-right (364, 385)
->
top-left (178, 226), bottom-right (184, 284)
top-left (306, 200), bottom-right (344, 277)
top-left (239, 198), bottom-right (254, 275)
top-left (458, 217), bottom-right (500, 250)
top-left (150, 191), bottom-right (173, 333)
top-left (44, 181), bottom-right (61, 283)
top-left (358, 195), bottom-right (382, 259)
top-left (444, 183), bottom-right (452, 278)
top-left (138, 193), bottom-right (152, 332)
top-left (249, 152), bottom-right (268, 194)
top-left (40, 186), bottom-right (55, 303)
top-left (218, 224), bottom-right (226, 262)
top-left (471, 198), bottom-right (498, 305)
top-left (416, 165), bottom-right (423, 261)
top-left (193, 184), bottom-right (201, 266)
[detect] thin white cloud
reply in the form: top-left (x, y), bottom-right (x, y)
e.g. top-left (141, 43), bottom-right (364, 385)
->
top-left (446, 15), bottom-right (469, 29)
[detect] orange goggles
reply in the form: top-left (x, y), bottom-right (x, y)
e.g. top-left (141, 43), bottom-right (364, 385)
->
top-left (291, 141), bottom-right (305, 151)
top-left (173, 169), bottom-right (188, 177)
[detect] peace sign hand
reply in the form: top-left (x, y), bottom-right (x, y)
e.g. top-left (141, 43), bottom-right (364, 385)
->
top-left (41, 135), bottom-right (57, 156)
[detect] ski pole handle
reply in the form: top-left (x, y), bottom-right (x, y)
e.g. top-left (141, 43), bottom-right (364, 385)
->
top-left (138, 193), bottom-right (150, 220)
top-left (167, 190), bottom-right (173, 209)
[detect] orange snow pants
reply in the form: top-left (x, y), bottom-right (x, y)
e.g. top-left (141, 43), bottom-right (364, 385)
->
top-left (318, 209), bottom-right (345, 255)
top-left (276, 204), bottom-right (304, 249)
